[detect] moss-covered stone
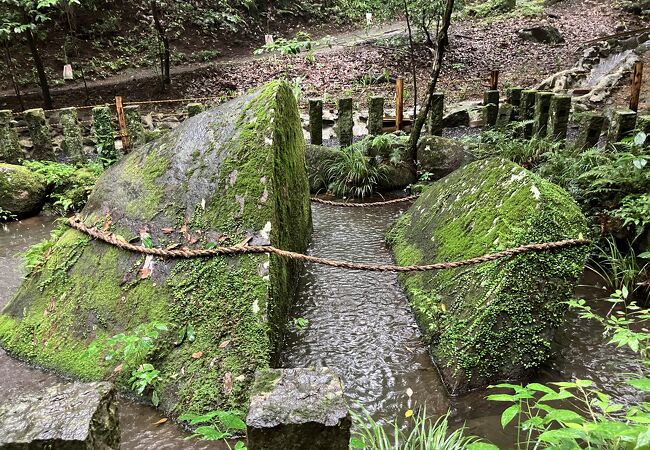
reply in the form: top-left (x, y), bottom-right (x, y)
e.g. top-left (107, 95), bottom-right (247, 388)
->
top-left (416, 136), bottom-right (476, 179)
top-left (186, 103), bottom-right (204, 118)
top-left (520, 90), bottom-right (537, 121)
top-left (0, 110), bottom-right (22, 164)
top-left (309, 99), bottom-right (323, 145)
top-left (547, 95), bottom-right (572, 142)
top-left (368, 96), bottom-right (384, 137)
top-left (387, 158), bottom-right (589, 393)
top-left (483, 90), bottom-right (500, 128)
top-left (24, 108), bottom-right (55, 161)
top-left (337, 98), bottom-right (353, 147)
top-left (60, 107), bottom-right (86, 164)
top-left (92, 106), bottom-right (117, 164)
top-left (0, 164), bottom-right (46, 218)
top-left (0, 81), bottom-right (312, 417)
top-left (533, 92), bottom-right (553, 137)
top-left (608, 109), bottom-right (637, 143)
top-left (575, 113), bottom-right (604, 151)
top-left (124, 105), bottom-right (145, 149)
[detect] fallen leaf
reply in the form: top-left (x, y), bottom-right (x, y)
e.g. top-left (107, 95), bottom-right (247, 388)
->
top-left (192, 351), bottom-right (204, 359)
top-left (153, 418), bottom-right (168, 426)
top-left (161, 227), bottom-right (174, 234)
top-left (223, 372), bottom-right (233, 395)
top-left (139, 255), bottom-right (155, 279)
top-left (405, 409), bottom-right (414, 418)
top-left (235, 374), bottom-right (246, 382)
top-left (219, 340), bottom-right (231, 349)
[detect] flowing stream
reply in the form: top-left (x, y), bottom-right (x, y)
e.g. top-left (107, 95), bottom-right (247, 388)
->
top-left (1, 209), bottom-right (648, 448)
top-left (282, 203), bottom-right (648, 447)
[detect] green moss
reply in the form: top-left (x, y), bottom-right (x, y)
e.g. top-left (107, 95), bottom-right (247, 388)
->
top-left (24, 108), bottom-right (55, 161)
top-left (0, 110), bottom-right (22, 164)
top-left (60, 108), bottom-right (85, 164)
top-left (1, 81), bottom-right (311, 418)
top-left (0, 163), bottom-right (46, 217)
top-left (388, 158), bottom-right (589, 393)
top-left (92, 106), bottom-right (117, 164)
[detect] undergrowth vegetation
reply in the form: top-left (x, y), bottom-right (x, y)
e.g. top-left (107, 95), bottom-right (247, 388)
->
top-left (22, 161), bottom-right (103, 214)
top-left (320, 134), bottom-right (410, 198)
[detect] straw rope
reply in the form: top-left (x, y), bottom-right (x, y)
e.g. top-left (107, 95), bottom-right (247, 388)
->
top-left (67, 216), bottom-right (590, 273)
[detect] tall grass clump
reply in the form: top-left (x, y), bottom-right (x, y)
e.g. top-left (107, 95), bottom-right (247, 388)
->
top-left (350, 407), bottom-right (495, 450)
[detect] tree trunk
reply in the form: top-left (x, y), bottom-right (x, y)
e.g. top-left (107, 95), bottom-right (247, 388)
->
top-left (151, 0), bottom-right (171, 88)
top-left (407, 0), bottom-right (455, 164)
top-left (26, 30), bottom-right (52, 109)
top-left (3, 42), bottom-right (25, 111)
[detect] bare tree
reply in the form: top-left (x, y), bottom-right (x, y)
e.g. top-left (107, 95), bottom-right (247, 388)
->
top-left (407, 0), bottom-right (455, 164)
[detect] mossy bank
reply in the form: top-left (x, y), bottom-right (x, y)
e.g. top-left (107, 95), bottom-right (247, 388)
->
top-left (0, 80), bottom-right (312, 417)
top-left (387, 158), bottom-right (589, 394)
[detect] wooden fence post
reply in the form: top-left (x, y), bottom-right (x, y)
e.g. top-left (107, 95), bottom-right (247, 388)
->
top-left (490, 70), bottom-right (499, 91)
top-left (395, 76), bottom-right (404, 131)
top-left (115, 96), bottom-right (129, 151)
top-left (630, 62), bottom-right (643, 112)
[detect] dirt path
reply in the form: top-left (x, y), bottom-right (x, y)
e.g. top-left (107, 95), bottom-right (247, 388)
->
top-left (0, 21), bottom-right (407, 109)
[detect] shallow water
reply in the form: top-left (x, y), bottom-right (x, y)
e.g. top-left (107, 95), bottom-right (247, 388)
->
top-left (282, 204), bottom-right (648, 447)
top-left (0, 216), bottom-right (224, 450)
top-left (1, 210), bottom-right (648, 448)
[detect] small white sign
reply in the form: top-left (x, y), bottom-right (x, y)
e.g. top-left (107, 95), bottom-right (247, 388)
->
top-left (62, 64), bottom-right (73, 80)
top-left (264, 34), bottom-right (274, 45)
top-left (366, 13), bottom-right (373, 26)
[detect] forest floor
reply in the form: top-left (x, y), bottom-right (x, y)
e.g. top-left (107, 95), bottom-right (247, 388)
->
top-left (0, 0), bottom-right (645, 113)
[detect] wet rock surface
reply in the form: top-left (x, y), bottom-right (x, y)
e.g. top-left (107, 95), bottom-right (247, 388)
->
top-left (0, 382), bottom-right (119, 450)
top-left (0, 164), bottom-right (46, 217)
top-left (246, 367), bottom-right (350, 450)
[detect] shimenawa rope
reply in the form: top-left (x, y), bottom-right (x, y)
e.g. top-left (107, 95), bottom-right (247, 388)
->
top-left (67, 216), bottom-right (590, 273)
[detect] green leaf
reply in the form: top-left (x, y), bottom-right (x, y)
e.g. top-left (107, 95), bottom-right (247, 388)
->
top-left (543, 409), bottom-right (584, 424)
top-left (152, 390), bottom-right (160, 407)
top-left (466, 443), bottom-right (500, 450)
top-left (141, 232), bottom-right (153, 248)
top-left (538, 389), bottom-right (575, 402)
top-left (234, 442), bottom-right (247, 450)
top-left (194, 426), bottom-right (228, 441)
top-left (538, 428), bottom-right (583, 444)
top-left (635, 428), bottom-right (650, 449)
top-left (350, 437), bottom-right (366, 449)
top-left (187, 323), bottom-right (196, 342)
top-left (628, 378), bottom-right (650, 392)
top-left (486, 394), bottom-right (516, 402)
top-left (216, 411), bottom-right (246, 431)
top-left (526, 383), bottom-right (555, 394)
top-left (501, 404), bottom-right (519, 428)
top-left (639, 252), bottom-right (650, 259)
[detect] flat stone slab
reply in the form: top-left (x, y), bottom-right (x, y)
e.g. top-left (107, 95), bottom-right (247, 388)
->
top-left (0, 382), bottom-right (119, 450)
top-left (246, 367), bottom-right (350, 450)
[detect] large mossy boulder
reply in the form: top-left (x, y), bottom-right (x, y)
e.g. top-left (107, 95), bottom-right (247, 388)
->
top-left (0, 164), bottom-right (46, 218)
top-left (387, 158), bottom-right (589, 393)
top-left (0, 81), bottom-right (312, 416)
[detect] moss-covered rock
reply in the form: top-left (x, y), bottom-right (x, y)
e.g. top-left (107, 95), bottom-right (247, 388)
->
top-left (0, 110), bottom-right (22, 164)
top-left (0, 81), bottom-right (312, 417)
top-left (0, 164), bottom-right (46, 218)
top-left (387, 158), bottom-right (589, 393)
top-left (417, 136), bottom-right (476, 180)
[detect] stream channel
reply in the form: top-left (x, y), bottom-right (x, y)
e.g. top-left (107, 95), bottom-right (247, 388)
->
top-left (1, 206), bottom-right (647, 448)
